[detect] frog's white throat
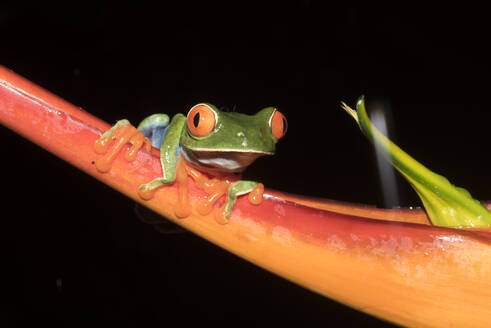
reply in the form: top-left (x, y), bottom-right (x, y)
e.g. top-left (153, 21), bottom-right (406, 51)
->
top-left (181, 147), bottom-right (271, 173)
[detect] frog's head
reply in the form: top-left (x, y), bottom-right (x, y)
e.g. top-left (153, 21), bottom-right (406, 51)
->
top-left (180, 103), bottom-right (287, 173)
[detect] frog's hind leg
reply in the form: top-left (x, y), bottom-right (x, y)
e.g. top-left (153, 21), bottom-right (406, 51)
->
top-left (137, 114), bottom-right (170, 148)
top-left (101, 119), bottom-right (131, 139)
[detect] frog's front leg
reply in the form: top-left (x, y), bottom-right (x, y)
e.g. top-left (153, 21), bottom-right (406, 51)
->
top-left (216, 180), bottom-right (264, 224)
top-left (138, 177), bottom-right (172, 198)
top-left (135, 113), bottom-right (173, 198)
top-left (137, 114), bottom-right (190, 217)
top-left (138, 157), bottom-right (190, 218)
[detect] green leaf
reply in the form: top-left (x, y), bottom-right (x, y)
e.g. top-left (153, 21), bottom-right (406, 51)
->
top-left (342, 96), bottom-right (491, 227)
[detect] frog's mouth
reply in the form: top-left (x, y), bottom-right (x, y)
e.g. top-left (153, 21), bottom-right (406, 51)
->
top-left (181, 147), bottom-right (273, 173)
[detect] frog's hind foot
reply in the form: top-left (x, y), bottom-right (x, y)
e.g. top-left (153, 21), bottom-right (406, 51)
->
top-left (94, 120), bottom-right (152, 173)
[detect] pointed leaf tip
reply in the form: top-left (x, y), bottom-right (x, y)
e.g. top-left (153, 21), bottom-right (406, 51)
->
top-left (341, 101), bottom-right (359, 123)
top-left (357, 95), bottom-right (365, 106)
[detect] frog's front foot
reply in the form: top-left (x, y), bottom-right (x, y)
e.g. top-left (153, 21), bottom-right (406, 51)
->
top-left (138, 158), bottom-right (193, 218)
top-left (137, 177), bottom-right (174, 200)
top-left (138, 178), bottom-right (191, 216)
top-left (138, 178), bottom-right (192, 217)
top-left (214, 181), bottom-right (264, 224)
top-left (138, 182), bottom-right (157, 200)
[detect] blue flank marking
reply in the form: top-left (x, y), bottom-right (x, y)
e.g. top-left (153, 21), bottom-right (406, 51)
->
top-left (138, 122), bottom-right (168, 149)
top-left (138, 121), bottom-right (180, 157)
top-left (152, 126), bottom-right (168, 149)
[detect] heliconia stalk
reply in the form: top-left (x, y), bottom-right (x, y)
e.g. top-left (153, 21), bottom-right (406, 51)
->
top-left (342, 97), bottom-right (491, 228)
top-left (1, 66), bottom-right (491, 328)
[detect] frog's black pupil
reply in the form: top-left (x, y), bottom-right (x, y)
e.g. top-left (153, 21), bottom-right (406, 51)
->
top-left (193, 112), bottom-right (200, 128)
top-left (282, 117), bottom-right (287, 134)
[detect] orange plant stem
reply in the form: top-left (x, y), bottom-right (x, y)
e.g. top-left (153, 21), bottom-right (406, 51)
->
top-left (1, 66), bottom-right (490, 328)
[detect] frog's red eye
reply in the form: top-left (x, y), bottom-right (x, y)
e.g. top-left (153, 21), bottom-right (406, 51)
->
top-left (270, 109), bottom-right (287, 140)
top-left (187, 104), bottom-right (216, 137)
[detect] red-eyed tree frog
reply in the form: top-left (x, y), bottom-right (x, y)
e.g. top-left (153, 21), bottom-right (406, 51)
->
top-left (95, 103), bottom-right (287, 223)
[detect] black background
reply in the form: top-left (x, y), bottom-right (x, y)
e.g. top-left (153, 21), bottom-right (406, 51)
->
top-left (2, 2), bottom-right (491, 327)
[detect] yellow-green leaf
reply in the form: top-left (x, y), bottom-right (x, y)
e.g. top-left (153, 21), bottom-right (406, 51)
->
top-left (342, 96), bottom-right (491, 227)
